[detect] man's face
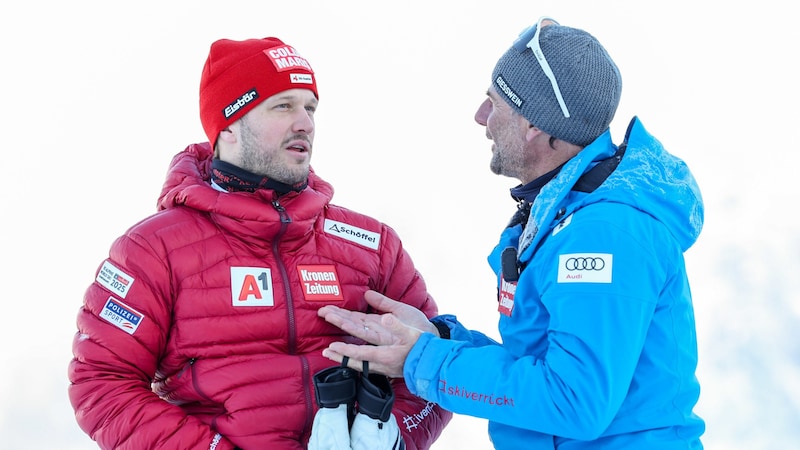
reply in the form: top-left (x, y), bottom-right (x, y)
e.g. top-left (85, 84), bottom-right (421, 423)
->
top-left (231, 88), bottom-right (318, 184)
top-left (474, 86), bottom-right (530, 182)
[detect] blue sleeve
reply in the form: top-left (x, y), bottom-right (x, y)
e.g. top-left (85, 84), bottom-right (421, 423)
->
top-left (430, 314), bottom-right (499, 346)
top-left (404, 204), bottom-right (668, 440)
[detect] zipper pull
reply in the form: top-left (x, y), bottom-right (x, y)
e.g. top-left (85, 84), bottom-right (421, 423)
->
top-left (177, 358), bottom-right (197, 378)
top-left (272, 200), bottom-right (291, 224)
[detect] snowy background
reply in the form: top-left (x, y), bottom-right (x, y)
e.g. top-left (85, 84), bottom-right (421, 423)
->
top-left (1, 0), bottom-right (798, 448)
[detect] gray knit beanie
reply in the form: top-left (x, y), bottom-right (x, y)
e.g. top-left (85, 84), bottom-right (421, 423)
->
top-left (492, 19), bottom-right (622, 147)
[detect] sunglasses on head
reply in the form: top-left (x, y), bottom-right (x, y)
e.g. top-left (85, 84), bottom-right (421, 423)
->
top-left (512, 17), bottom-right (570, 118)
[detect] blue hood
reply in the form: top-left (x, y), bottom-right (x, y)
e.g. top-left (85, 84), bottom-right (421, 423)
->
top-left (588, 117), bottom-right (704, 251)
top-left (519, 117), bottom-right (703, 259)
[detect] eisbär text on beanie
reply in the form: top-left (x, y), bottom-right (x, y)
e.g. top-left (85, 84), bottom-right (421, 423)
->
top-left (199, 37), bottom-right (318, 147)
top-left (492, 18), bottom-right (622, 147)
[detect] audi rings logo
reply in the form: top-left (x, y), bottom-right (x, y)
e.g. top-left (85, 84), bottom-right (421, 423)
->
top-left (558, 253), bottom-right (613, 284)
top-left (564, 257), bottom-right (606, 271)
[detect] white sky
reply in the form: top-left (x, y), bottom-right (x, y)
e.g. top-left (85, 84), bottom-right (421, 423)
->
top-left (1, 1), bottom-right (798, 448)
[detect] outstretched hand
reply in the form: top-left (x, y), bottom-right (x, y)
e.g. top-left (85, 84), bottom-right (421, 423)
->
top-left (317, 290), bottom-right (438, 378)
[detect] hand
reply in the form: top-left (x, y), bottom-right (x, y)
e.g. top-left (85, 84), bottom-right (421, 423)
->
top-left (318, 290), bottom-right (438, 344)
top-left (318, 291), bottom-right (431, 378)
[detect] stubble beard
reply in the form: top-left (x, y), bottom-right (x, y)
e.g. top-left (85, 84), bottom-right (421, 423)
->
top-left (490, 144), bottom-right (522, 179)
top-left (239, 120), bottom-right (310, 184)
top-left (489, 150), bottom-right (503, 176)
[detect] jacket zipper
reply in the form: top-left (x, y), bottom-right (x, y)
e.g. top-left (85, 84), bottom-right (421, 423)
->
top-left (271, 199), bottom-right (297, 354)
top-left (300, 356), bottom-right (314, 441)
top-left (272, 199), bottom-right (315, 440)
top-left (189, 359), bottom-right (215, 402)
top-left (186, 358), bottom-right (225, 431)
top-left (176, 357), bottom-right (197, 379)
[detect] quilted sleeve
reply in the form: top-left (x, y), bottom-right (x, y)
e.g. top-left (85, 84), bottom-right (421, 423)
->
top-left (68, 232), bottom-right (237, 450)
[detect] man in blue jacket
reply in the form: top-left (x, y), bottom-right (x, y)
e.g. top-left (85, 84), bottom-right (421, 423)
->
top-left (317, 17), bottom-right (705, 449)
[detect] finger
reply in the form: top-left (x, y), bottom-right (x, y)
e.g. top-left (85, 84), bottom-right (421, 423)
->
top-left (327, 341), bottom-right (380, 362)
top-left (320, 347), bottom-right (344, 364)
top-left (318, 305), bottom-right (364, 324)
top-left (317, 308), bottom-right (349, 327)
top-left (324, 344), bottom-right (371, 371)
top-left (319, 308), bottom-right (369, 333)
top-left (324, 346), bottom-right (395, 377)
top-left (321, 347), bottom-right (375, 374)
top-left (321, 348), bottom-right (363, 373)
top-left (336, 312), bottom-right (418, 348)
top-left (364, 290), bottom-right (405, 314)
top-left (316, 304), bottom-right (340, 318)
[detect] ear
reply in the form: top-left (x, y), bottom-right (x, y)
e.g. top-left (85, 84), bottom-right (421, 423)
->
top-left (217, 125), bottom-right (237, 145)
top-left (525, 122), bottom-right (542, 143)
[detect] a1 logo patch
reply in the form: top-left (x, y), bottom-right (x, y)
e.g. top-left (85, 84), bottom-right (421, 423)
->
top-left (230, 267), bottom-right (274, 307)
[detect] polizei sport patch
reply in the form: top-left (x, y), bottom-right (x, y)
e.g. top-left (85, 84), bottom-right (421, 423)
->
top-left (557, 253), bottom-right (613, 283)
top-left (100, 297), bottom-right (144, 335)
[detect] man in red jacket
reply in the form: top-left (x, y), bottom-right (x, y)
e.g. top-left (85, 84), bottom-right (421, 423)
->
top-left (68, 36), bottom-right (451, 450)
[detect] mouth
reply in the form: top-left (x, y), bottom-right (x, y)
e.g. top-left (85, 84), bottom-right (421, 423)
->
top-left (286, 139), bottom-right (310, 154)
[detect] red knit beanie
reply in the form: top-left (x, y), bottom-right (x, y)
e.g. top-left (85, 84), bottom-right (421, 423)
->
top-left (199, 37), bottom-right (318, 146)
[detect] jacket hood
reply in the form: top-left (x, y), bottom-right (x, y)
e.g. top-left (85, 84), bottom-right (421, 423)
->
top-left (586, 117), bottom-right (704, 251)
top-left (158, 142), bottom-right (334, 217)
top-left (156, 142), bottom-right (334, 245)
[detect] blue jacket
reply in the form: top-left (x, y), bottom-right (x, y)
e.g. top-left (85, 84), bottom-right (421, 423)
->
top-left (405, 118), bottom-right (705, 449)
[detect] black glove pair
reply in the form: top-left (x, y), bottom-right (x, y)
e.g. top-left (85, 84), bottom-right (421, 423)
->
top-left (313, 356), bottom-right (395, 424)
top-left (309, 357), bottom-right (405, 450)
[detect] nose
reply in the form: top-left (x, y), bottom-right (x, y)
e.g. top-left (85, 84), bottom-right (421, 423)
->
top-left (294, 109), bottom-right (315, 134)
top-left (474, 98), bottom-right (491, 126)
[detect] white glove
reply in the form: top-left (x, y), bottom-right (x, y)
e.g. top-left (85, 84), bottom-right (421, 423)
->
top-left (308, 359), bottom-right (406, 450)
top-left (308, 404), bottom-right (354, 450)
top-left (350, 412), bottom-right (405, 450)
top-left (308, 360), bottom-right (359, 450)
top-left (350, 362), bottom-right (406, 450)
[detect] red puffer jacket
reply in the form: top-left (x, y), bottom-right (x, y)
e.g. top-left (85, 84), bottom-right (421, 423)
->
top-left (69, 142), bottom-right (451, 450)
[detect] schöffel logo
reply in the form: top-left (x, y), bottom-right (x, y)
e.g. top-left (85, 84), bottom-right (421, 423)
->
top-left (557, 253), bottom-right (612, 283)
top-left (224, 88), bottom-right (259, 119)
top-left (324, 219), bottom-right (380, 250)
